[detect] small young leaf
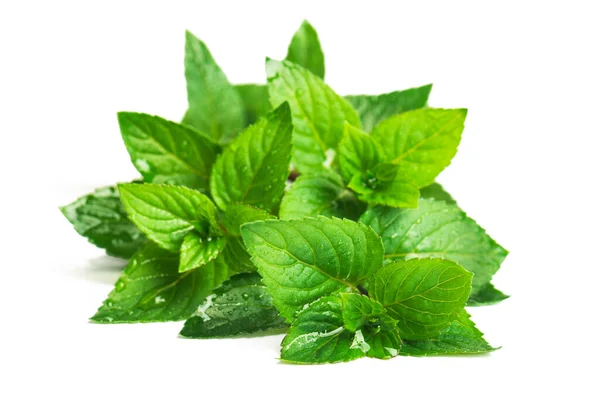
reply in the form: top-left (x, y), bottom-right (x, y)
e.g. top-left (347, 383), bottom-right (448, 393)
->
top-left (338, 123), bottom-right (384, 183)
top-left (235, 84), bottom-right (271, 126)
top-left (285, 20), bottom-right (325, 79)
top-left (118, 183), bottom-right (218, 252)
top-left (91, 243), bottom-right (231, 323)
top-left (419, 182), bottom-right (457, 205)
top-left (348, 166), bottom-right (420, 208)
top-left (222, 203), bottom-right (276, 236)
top-left (117, 113), bottom-right (219, 191)
top-left (360, 198), bottom-right (508, 295)
top-left (369, 258), bottom-right (472, 340)
top-left (60, 184), bottom-right (146, 258)
top-left (467, 283), bottom-right (509, 306)
top-left (345, 84), bottom-right (432, 132)
top-left (183, 31), bottom-right (245, 144)
top-left (372, 108), bottom-right (467, 188)
top-left (339, 292), bottom-right (387, 332)
top-left (241, 216), bottom-right (384, 321)
top-left (210, 103), bottom-right (293, 211)
top-left (280, 295), bottom-right (363, 364)
top-left (279, 170), bottom-right (364, 220)
top-left (400, 309), bottom-right (496, 356)
top-left (267, 59), bottom-right (361, 173)
top-left (179, 232), bottom-right (227, 272)
top-left (180, 273), bottom-right (287, 338)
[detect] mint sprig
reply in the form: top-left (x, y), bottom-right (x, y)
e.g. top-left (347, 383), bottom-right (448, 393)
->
top-left (61, 20), bottom-right (508, 364)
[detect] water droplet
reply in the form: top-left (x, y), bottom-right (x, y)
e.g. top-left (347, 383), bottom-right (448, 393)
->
top-left (116, 279), bottom-right (126, 292)
top-left (105, 300), bottom-right (114, 307)
top-left (242, 293), bottom-right (250, 300)
top-left (134, 159), bottom-right (150, 173)
top-left (243, 307), bottom-right (249, 312)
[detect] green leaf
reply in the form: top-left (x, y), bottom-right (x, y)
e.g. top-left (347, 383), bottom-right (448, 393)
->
top-left (241, 216), bottom-right (384, 321)
top-left (222, 203), bottom-right (276, 236)
top-left (179, 232), bottom-right (227, 272)
top-left (117, 113), bottom-right (219, 191)
top-left (180, 272), bottom-right (287, 338)
top-left (400, 309), bottom-right (496, 356)
top-left (338, 123), bottom-right (384, 183)
top-left (360, 198), bottom-right (508, 295)
top-left (346, 84), bottom-right (432, 132)
top-left (420, 182), bottom-right (456, 205)
top-left (280, 295), bottom-right (363, 364)
top-left (183, 31), bottom-right (245, 144)
top-left (339, 293), bottom-right (402, 359)
top-left (235, 84), bottom-right (271, 126)
top-left (210, 103), bottom-right (293, 211)
top-left (369, 258), bottom-right (473, 340)
top-left (118, 183), bottom-right (218, 252)
top-left (91, 243), bottom-right (231, 323)
top-left (348, 166), bottom-right (419, 208)
top-left (60, 185), bottom-right (147, 258)
top-left (279, 170), bottom-right (364, 220)
top-left (372, 108), bottom-right (467, 188)
top-left (467, 283), bottom-right (509, 306)
top-left (266, 59), bottom-right (361, 173)
top-left (285, 20), bottom-right (325, 79)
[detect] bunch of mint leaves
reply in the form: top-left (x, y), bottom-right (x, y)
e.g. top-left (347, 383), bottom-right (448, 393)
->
top-left (61, 21), bottom-right (508, 364)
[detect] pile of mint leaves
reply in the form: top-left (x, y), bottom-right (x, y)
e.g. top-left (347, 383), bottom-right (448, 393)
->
top-left (61, 21), bottom-right (508, 364)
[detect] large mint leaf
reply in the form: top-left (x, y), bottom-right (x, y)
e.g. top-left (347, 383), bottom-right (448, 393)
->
top-left (266, 59), bottom-right (361, 173)
top-left (339, 293), bottom-right (402, 359)
top-left (183, 31), bottom-right (245, 144)
top-left (210, 104), bottom-right (292, 211)
top-left (117, 113), bottom-right (219, 191)
top-left (91, 243), bottom-right (231, 323)
top-left (360, 198), bottom-right (508, 295)
top-left (369, 258), bottom-right (472, 340)
top-left (400, 310), bottom-right (496, 356)
top-left (279, 170), bottom-right (364, 220)
top-left (60, 185), bottom-right (146, 258)
top-left (285, 20), bottom-right (325, 79)
top-left (241, 216), bottom-right (384, 321)
top-left (118, 183), bottom-right (218, 252)
top-left (420, 182), bottom-right (456, 205)
top-left (180, 273), bottom-right (287, 338)
top-left (467, 283), bottom-right (509, 306)
top-left (372, 108), bottom-right (467, 188)
top-left (345, 84), bottom-right (432, 132)
top-left (235, 84), bottom-right (271, 126)
top-left (280, 295), bottom-right (363, 364)
top-left (179, 232), bottom-right (227, 272)
top-left (223, 203), bottom-right (276, 236)
top-left (337, 123), bottom-right (384, 183)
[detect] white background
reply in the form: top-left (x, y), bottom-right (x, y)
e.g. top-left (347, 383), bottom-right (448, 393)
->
top-left (1, 1), bottom-right (599, 399)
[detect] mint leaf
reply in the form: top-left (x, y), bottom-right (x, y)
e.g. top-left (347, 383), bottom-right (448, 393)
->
top-left (280, 295), bottom-right (363, 364)
top-left (348, 165), bottom-right (419, 208)
top-left (400, 310), bottom-right (496, 356)
top-left (241, 216), bottom-right (384, 321)
top-left (60, 184), bottom-right (146, 258)
top-left (183, 31), bottom-right (245, 144)
top-left (118, 183), bottom-right (218, 252)
top-left (210, 103), bottom-right (292, 211)
top-left (117, 113), bottom-right (219, 191)
top-left (91, 243), bottom-right (231, 323)
top-left (285, 20), bottom-right (325, 79)
top-left (179, 232), bottom-right (227, 272)
top-left (369, 258), bottom-right (472, 340)
top-left (467, 283), bottom-right (509, 306)
top-left (266, 59), bottom-right (361, 173)
top-left (420, 182), bottom-right (456, 205)
top-left (338, 123), bottom-right (384, 183)
top-left (339, 293), bottom-right (402, 359)
top-left (372, 108), bottom-right (467, 188)
top-left (180, 272), bottom-right (287, 338)
top-left (360, 198), bottom-right (508, 295)
top-left (222, 203), bottom-right (276, 236)
top-left (346, 84), bottom-right (432, 132)
top-left (235, 84), bottom-right (271, 126)
top-left (279, 170), bottom-right (364, 220)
